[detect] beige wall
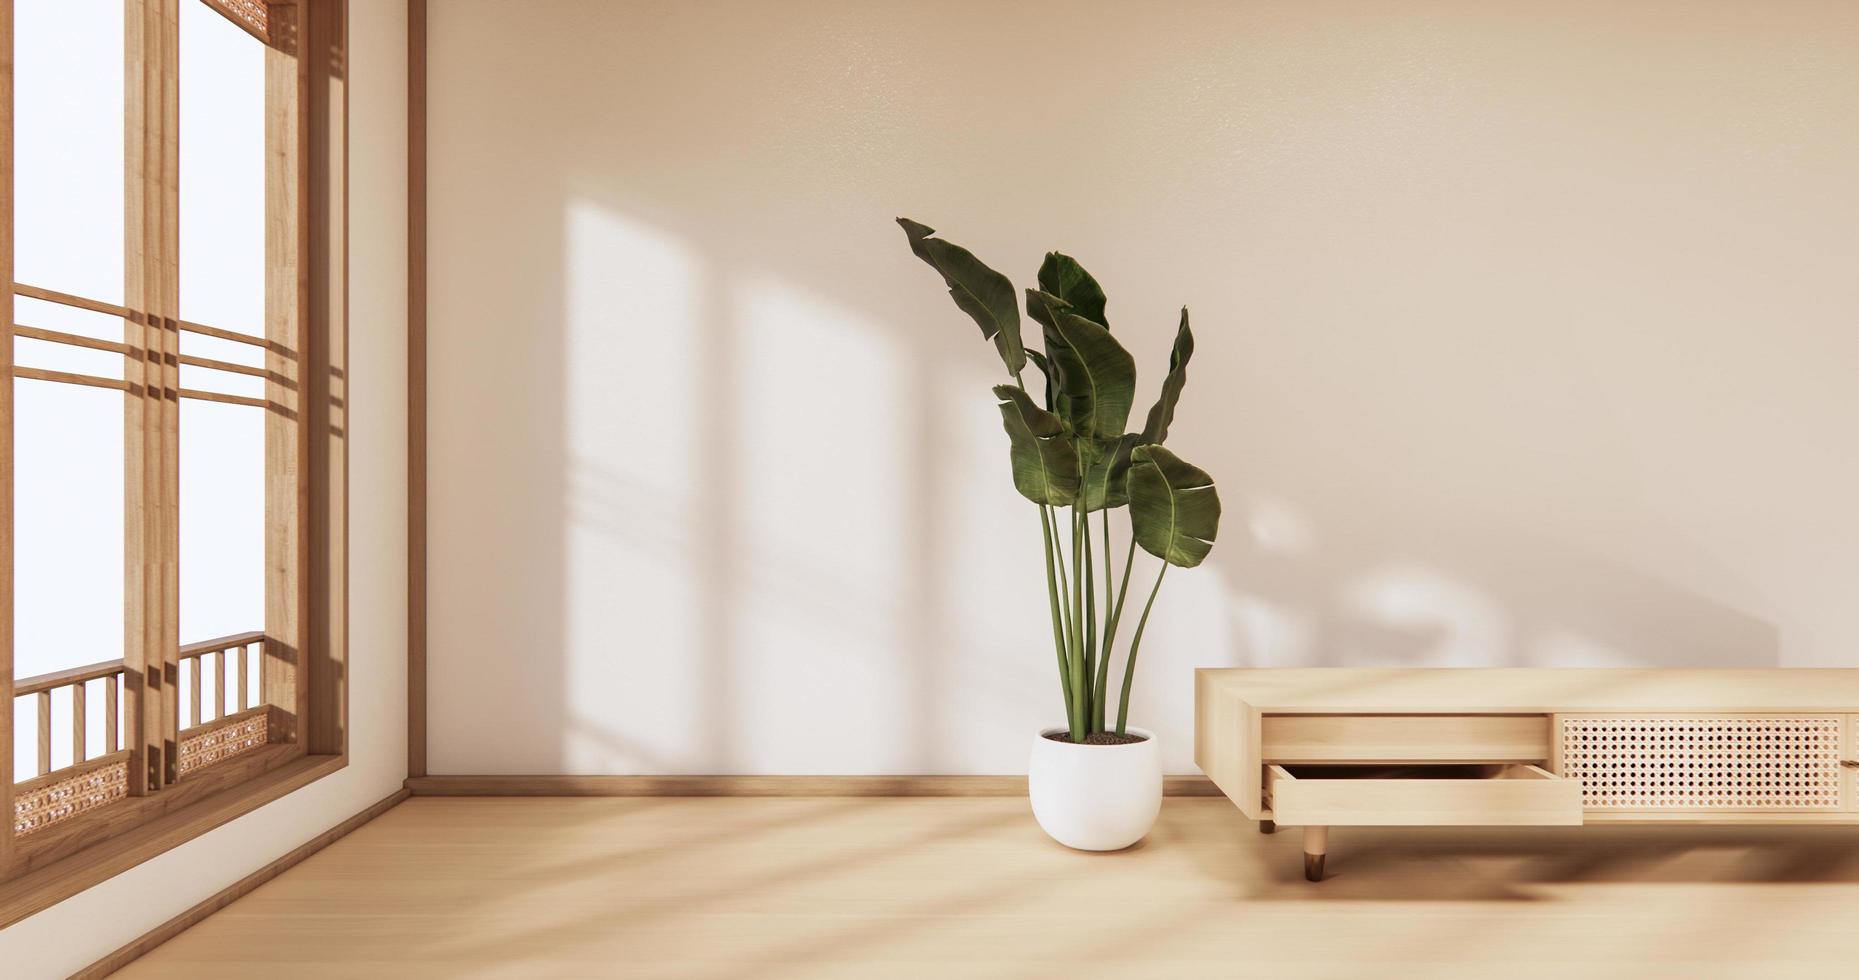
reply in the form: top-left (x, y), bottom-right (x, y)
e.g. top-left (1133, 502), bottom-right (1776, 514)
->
top-left (426, 0), bottom-right (1859, 778)
top-left (0, 2), bottom-right (409, 973)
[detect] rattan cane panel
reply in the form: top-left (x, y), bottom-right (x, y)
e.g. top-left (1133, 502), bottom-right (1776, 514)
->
top-left (177, 711), bottom-right (269, 776)
top-left (14, 760), bottom-right (128, 836)
top-left (1560, 715), bottom-right (1844, 810)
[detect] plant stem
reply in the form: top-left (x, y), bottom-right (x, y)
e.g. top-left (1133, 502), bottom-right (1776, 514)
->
top-left (1115, 562), bottom-right (1169, 736)
top-left (1068, 507), bottom-right (1088, 741)
top-left (1048, 505), bottom-right (1074, 662)
top-left (1103, 511), bottom-right (1114, 622)
top-left (1092, 513), bottom-right (1123, 731)
top-left (1082, 514), bottom-right (1097, 733)
top-left (1097, 532), bottom-right (1137, 728)
top-left (1038, 505), bottom-right (1072, 721)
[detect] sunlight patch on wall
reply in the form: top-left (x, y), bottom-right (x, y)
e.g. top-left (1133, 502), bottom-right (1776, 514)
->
top-left (939, 364), bottom-right (1067, 769)
top-left (1246, 495), bottom-right (1316, 557)
top-left (561, 201), bottom-right (706, 772)
top-left (1341, 563), bottom-right (1510, 665)
top-left (726, 274), bottom-right (911, 772)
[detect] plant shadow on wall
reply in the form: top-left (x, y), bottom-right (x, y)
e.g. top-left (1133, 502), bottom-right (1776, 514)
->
top-left (1226, 496), bottom-right (1781, 670)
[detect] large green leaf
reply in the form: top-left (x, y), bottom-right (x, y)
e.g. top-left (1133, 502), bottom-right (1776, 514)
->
top-left (1025, 290), bottom-right (1136, 443)
top-left (993, 385), bottom-right (1080, 507)
top-left (1127, 445), bottom-right (1220, 567)
top-left (1081, 432), bottom-right (1140, 513)
top-left (1140, 308), bottom-right (1194, 445)
top-left (897, 218), bottom-right (1026, 377)
top-left (1037, 252), bottom-right (1108, 328)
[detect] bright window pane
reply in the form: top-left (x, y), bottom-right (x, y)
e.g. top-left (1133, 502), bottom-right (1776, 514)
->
top-left (13, 380), bottom-right (126, 679)
top-left (14, 0), bottom-right (125, 303)
top-left (179, 364), bottom-right (265, 400)
top-left (14, 337), bottom-right (124, 381)
top-left (179, 0), bottom-right (265, 333)
top-left (178, 1), bottom-right (267, 651)
top-left (179, 331), bottom-right (266, 370)
top-left (179, 400), bottom-right (264, 645)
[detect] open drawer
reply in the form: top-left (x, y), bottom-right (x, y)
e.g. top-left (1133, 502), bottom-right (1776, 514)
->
top-left (1266, 763), bottom-right (1582, 827)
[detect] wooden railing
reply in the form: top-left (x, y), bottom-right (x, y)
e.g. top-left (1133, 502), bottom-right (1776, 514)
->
top-left (13, 660), bottom-right (133, 836)
top-left (174, 632), bottom-right (272, 778)
top-left (11, 632), bottom-right (271, 835)
top-left (179, 630), bottom-right (267, 731)
top-left (16, 659), bottom-right (128, 779)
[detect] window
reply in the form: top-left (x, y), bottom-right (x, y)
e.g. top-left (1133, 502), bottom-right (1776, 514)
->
top-left (0, 0), bottom-right (346, 921)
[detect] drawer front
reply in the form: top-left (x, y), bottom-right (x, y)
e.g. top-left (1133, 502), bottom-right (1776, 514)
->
top-left (1559, 714), bottom-right (1846, 812)
top-left (1261, 714), bottom-right (1550, 763)
top-left (1266, 763), bottom-right (1582, 826)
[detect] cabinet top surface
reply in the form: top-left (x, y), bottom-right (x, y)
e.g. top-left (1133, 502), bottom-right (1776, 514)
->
top-left (1198, 668), bottom-right (1859, 713)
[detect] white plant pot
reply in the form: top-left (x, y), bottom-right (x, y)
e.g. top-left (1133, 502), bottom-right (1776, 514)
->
top-left (1027, 726), bottom-right (1162, 851)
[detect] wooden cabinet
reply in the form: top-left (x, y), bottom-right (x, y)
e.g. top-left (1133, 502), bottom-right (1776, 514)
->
top-left (1196, 669), bottom-right (1859, 880)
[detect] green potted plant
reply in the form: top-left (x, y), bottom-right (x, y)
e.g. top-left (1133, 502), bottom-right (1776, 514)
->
top-left (899, 218), bottom-right (1222, 850)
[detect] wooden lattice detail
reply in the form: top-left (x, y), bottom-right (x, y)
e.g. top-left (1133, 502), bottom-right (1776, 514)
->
top-left (178, 711), bottom-right (270, 776)
top-left (202, 0), bottom-right (269, 43)
top-left (1560, 715), bottom-right (1845, 810)
top-left (14, 760), bottom-right (129, 836)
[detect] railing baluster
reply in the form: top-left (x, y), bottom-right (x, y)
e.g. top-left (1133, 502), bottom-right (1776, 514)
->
top-left (73, 682), bottom-right (87, 762)
top-left (189, 656), bottom-right (201, 729)
top-left (216, 647), bottom-right (227, 721)
top-left (9, 632), bottom-right (264, 831)
top-left (36, 690), bottom-right (51, 776)
top-left (106, 674), bottom-right (120, 753)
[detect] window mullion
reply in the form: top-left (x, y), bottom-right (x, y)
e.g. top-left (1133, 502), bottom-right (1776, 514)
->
top-left (123, 0), bottom-right (182, 795)
top-left (1, 0), bottom-right (18, 871)
top-left (263, 0), bottom-right (306, 748)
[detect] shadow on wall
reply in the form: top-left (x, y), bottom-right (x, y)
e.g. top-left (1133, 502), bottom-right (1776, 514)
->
top-left (535, 188), bottom-right (1776, 780)
top-left (419, 0), bottom-right (1832, 779)
top-left (1220, 490), bottom-right (1778, 669)
top-left (552, 191), bottom-right (963, 776)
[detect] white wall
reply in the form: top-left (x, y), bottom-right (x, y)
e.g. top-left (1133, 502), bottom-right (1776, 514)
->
top-left (0, 2), bottom-right (409, 974)
top-left (427, 0), bottom-right (1859, 779)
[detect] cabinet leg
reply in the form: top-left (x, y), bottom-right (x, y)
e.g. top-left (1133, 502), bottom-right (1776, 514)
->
top-left (1259, 819), bottom-right (1276, 834)
top-left (1302, 826), bottom-right (1329, 882)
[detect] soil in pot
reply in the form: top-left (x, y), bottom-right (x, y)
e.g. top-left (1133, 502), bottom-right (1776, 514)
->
top-left (1042, 731), bottom-right (1148, 746)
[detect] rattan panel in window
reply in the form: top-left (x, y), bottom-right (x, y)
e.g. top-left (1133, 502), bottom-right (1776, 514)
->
top-left (178, 711), bottom-right (269, 776)
top-left (14, 760), bottom-right (128, 836)
top-left (1560, 715), bottom-right (1844, 810)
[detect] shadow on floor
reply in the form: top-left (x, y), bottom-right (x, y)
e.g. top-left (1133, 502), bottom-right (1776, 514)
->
top-left (1223, 821), bottom-right (1859, 901)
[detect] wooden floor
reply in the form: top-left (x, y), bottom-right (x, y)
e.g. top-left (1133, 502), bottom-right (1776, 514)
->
top-left (120, 797), bottom-right (1859, 978)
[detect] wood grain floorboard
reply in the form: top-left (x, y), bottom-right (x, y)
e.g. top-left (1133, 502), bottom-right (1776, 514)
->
top-left (117, 797), bottom-right (1859, 978)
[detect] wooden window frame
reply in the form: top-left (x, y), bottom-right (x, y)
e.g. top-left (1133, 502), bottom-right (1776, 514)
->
top-left (0, 0), bottom-right (347, 928)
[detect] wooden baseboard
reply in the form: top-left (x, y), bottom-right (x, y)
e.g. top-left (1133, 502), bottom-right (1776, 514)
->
top-left (404, 774), bottom-right (1221, 797)
top-left (74, 788), bottom-right (409, 980)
